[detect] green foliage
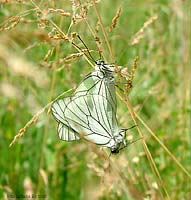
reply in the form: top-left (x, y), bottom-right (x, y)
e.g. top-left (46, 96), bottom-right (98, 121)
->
top-left (0, 0), bottom-right (190, 199)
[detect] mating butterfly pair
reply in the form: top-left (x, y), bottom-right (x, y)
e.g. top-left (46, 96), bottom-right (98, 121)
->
top-left (51, 60), bottom-right (131, 154)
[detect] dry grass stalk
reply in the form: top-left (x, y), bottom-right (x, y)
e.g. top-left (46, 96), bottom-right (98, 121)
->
top-left (72, 10), bottom-right (87, 24)
top-left (9, 114), bottom-right (39, 147)
top-left (48, 28), bottom-right (69, 40)
top-left (43, 47), bottom-right (55, 62)
top-left (135, 113), bottom-right (191, 179)
top-left (57, 49), bottom-right (95, 71)
top-left (120, 56), bottom-right (138, 91)
top-left (20, 18), bottom-right (35, 24)
top-left (39, 61), bottom-right (53, 69)
top-left (90, 0), bottom-right (101, 6)
top-left (71, 32), bottom-right (78, 39)
top-left (60, 52), bottom-right (85, 63)
top-left (47, 8), bottom-right (71, 16)
top-left (30, 0), bottom-right (69, 41)
top-left (130, 15), bottom-right (158, 45)
top-left (0, 16), bottom-right (21, 32)
top-left (9, 88), bottom-right (74, 147)
top-left (92, 0), bottom-right (115, 63)
top-left (94, 21), bottom-right (103, 54)
top-left (80, 6), bottom-right (88, 19)
top-left (70, 0), bottom-right (88, 24)
top-left (94, 36), bottom-right (103, 54)
top-left (95, 20), bottom-right (100, 33)
top-left (119, 90), bottom-right (170, 198)
top-left (70, 0), bottom-right (101, 25)
top-left (36, 9), bottom-right (50, 29)
top-left (130, 56), bottom-right (139, 80)
top-left (108, 6), bottom-right (122, 32)
top-left (70, 0), bottom-right (80, 12)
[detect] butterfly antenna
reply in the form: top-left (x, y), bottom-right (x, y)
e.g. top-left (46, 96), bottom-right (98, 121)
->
top-left (121, 124), bottom-right (137, 132)
top-left (119, 137), bottom-right (144, 151)
top-left (71, 41), bottom-right (95, 63)
top-left (77, 35), bottom-right (96, 63)
top-left (126, 137), bottom-right (144, 147)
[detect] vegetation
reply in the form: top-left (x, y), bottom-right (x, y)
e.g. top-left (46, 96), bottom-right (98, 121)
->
top-left (0, 0), bottom-right (190, 199)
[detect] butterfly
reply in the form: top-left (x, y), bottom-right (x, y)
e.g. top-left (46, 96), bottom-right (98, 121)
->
top-left (74, 60), bottom-right (116, 113)
top-left (51, 60), bottom-right (132, 153)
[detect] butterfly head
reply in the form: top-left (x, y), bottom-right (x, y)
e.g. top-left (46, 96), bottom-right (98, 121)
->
top-left (110, 130), bottom-right (127, 154)
top-left (95, 60), bottom-right (105, 66)
top-left (95, 60), bottom-right (115, 73)
top-left (111, 148), bottom-right (120, 154)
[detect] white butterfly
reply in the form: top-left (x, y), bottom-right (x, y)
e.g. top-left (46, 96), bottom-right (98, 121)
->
top-left (74, 60), bottom-right (116, 113)
top-left (52, 60), bottom-right (128, 153)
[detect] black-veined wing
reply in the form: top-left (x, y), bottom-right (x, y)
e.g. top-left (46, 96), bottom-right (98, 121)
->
top-left (51, 99), bottom-right (80, 141)
top-left (51, 61), bottom-right (122, 149)
top-left (74, 62), bottom-right (117, 114)
top-left (59, 94), bottom-right (122, 147)
top-left (58, 123), bottom-right (80, 141)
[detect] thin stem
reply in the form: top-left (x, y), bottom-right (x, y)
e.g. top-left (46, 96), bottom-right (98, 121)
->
top-left (118, 90), bottom-right (170, 199)
top-left (135, 112), bottom-right (191, 179)
top-left (92, 0), bottom-right (115, 63)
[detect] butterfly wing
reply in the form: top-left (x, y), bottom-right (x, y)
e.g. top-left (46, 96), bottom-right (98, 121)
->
top-left (74, 70), bottom-right (117, 114)
top-left (51, 98), bottom-right (80, 141)
top-left (58, 123), bottom-right (80, 141)
top-left (62, 94), bottom-right (119, 147)
top-left (52, 67), bottom-right (117, 145)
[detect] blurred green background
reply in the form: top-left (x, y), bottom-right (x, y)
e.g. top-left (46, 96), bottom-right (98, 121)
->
top-left (0, 0), bottom-right (190, 199)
